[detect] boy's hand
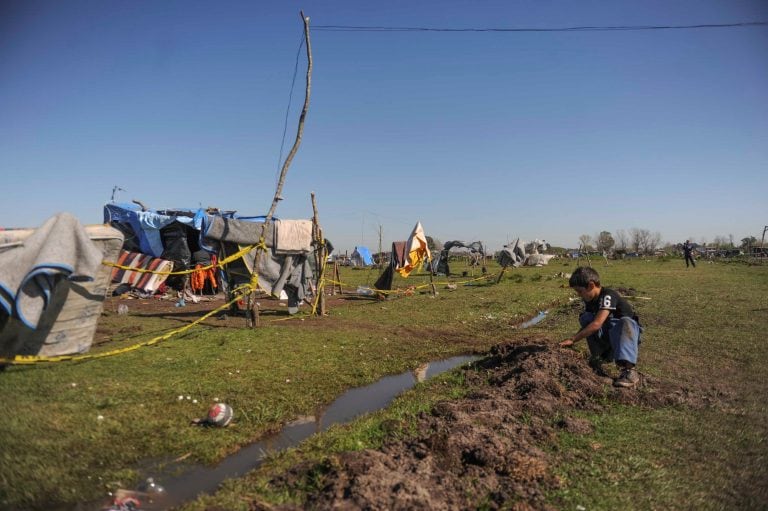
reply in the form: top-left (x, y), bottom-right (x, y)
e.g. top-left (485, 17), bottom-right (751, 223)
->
top-left (559, 339), bottom-right (574, 348)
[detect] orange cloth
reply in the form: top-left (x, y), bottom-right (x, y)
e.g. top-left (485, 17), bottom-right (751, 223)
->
top-left (191, 256), bottom-right (218, 292)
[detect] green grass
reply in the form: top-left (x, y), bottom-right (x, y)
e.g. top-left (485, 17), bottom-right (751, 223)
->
top-left (0, 260), bottom-right (567, 508)
top-left (2, 259), bottom-right (766, 509)
top-left (545, 259), bottom-right (768, 510)
top-left (181, 259), bottom-right (768, 511)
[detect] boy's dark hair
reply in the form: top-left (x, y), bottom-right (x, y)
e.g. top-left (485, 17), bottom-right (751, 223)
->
top-left (569, 266), bottom-right (601, 288)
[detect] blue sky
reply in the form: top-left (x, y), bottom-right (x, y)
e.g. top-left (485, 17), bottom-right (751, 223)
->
top-left (2, 1), bottom-right (767, 253)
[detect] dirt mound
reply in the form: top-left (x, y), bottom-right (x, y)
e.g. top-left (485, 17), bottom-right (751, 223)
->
top-left (252, 337), bottom-right (718, 511)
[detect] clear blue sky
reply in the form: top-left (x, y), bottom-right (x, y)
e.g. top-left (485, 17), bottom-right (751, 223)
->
top-left (2, 1), bottom-right (767, 253)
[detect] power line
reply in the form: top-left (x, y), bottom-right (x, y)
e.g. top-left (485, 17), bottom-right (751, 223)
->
top-left (314, 20), bottom-right (768, 33)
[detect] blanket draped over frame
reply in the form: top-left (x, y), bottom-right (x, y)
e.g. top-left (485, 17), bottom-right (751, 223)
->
top-left (203, 217), bottom-right (315, 307)
top-left (0, 216), bottom-right (123, 359)
top-left (0, 213), bottom-right (102, 330)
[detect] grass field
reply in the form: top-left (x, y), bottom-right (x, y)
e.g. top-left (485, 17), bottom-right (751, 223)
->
top-left (1, 258), bottom-right (766, 509)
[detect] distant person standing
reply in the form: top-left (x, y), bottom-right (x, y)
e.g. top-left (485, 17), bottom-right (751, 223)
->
top-left (683, 240), bottom-right (696, 268)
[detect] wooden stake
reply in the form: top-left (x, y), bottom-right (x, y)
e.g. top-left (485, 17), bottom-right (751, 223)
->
top-left (496, 265), bottom-right (508, 284)
top-left (251, 298), bottom-right (260, 328)
top-left (428, 256), bottom-right (436, 295)
top-left (311, 192), bottom-right (326, 316)
top-left (330, 262), bottom-right (342, 295)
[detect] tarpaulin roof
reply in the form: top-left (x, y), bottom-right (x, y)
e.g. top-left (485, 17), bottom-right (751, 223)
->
top-left (351, 246), bottom-right (374, 265)
top-left (103, 203), bottom-right (269, 258)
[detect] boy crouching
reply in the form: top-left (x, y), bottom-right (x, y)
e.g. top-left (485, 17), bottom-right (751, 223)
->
top-left (560, 266), bottom-right (641, 388)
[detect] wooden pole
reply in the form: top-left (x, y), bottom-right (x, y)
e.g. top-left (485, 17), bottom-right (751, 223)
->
top-left (246, 12), bottom-right (311, 327)
top-left (311, 192), bottom-right (326, 316)
top-left (265, 11), bottom-right (312, 226)
top-left (248, 296), bottom-right (259, 328)
top-left (496, 265), bottom-right (508, 284)
top-left (428, 255), bottom-right (436, 295)
top-left (330, 262), bottom-right (338, 295)
top-left (334, 262), bottom-right (343, 294)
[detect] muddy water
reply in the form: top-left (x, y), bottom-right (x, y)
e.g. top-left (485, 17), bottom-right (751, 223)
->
top-left (123, 355), bottom-right (477, 510)
top-left (93, 312), bottom-right (550, 510)
top-left (519, 310), bottom-right (548, 329)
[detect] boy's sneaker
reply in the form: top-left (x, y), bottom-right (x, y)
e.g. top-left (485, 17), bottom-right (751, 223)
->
top-left (613, 367), bottom-right (639, 388)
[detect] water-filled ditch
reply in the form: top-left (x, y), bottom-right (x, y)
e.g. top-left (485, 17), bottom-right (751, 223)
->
top-left (92, 310), bottom-right (549, 510)
top-left (128, 355), bottom-right (477, 510)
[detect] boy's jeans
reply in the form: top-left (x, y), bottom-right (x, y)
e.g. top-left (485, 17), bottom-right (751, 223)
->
top-left (579, 312), bottom-right (640, 365)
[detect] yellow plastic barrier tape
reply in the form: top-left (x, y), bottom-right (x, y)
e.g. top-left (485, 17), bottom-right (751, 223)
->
top-left (0, 285), bottom-right (257, 366)
top-left (102, 239), bottom-right (268, 276)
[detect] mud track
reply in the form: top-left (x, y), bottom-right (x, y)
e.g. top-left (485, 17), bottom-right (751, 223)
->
top-left (245, 336), bottom-right (719, 511)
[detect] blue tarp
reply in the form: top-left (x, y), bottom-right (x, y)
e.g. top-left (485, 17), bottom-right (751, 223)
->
top-left (104, 203), bottom-right (204, 257)
top-left (351, 246), bottom-right (373, 266)
top-left (103, 203), bottom-right (268, 258)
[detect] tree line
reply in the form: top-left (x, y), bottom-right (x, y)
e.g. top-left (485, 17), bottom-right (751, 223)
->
top-left (578, 230), bottom-right (762, 255)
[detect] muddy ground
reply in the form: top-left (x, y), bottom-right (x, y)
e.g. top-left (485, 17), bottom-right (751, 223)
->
top-left (96, 291), bottom-right (359, 344)
top-left (231, 337), bottom-right (723, 511)
top-left (98, 292), bottom-right (724, 510)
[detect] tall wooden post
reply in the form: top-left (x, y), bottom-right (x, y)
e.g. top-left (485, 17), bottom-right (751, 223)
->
top-left (334, 262), bottom-right (343, 294)
top-left (311, 192), bottom-right (326, 316)
top-left (428, 256), bottom-right (436, 295)
top-left (265, 12), bottom-right (312, 225)
top-left (496, 265), bottom-right (508, 284)
top-left (252, 11), bottom-right (312, 326)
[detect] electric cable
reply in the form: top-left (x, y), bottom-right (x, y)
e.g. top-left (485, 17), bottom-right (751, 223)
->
top-left (314, 21), bottom-right (768, 33)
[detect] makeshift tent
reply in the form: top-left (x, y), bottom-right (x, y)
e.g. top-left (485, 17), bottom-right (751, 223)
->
top-left (0, 213), bottom-right (124, 359)
top-left (398, 222), bottom-right (431, 277)
top-left (104, 203), bottom-right (322, 309)
top-left (432, 240), bottom-right (485, 275)
top-left (498, 238), bottom-right (526, 268)
top-left (374, 222), bottom-right (432, 291)
top-left (497, 238), bottom-right (555, 268)
top-left (350, 246), bottom-right (373, 266)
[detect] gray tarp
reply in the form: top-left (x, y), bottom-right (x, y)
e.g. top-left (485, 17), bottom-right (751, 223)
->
top-left (204, 216), bottom-right (272, 247)
top-left (0, 218), bottom-right (124, 358)
top-left (204, 217), bottom-right (315, 308)
top-left (497, 238), bottom-right (526, 268)
top-left (434, 240), bottom-right (485, 275)
top-left (497, 238), bottom-right (556, 267)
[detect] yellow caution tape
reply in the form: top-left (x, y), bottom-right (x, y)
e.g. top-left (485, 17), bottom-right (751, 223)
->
top-left (102, 239), bottom-right (268, 276)
top-left (0, 284), bottom-right (260, 366)
top-left (0, 260), bottom-right (501, 366)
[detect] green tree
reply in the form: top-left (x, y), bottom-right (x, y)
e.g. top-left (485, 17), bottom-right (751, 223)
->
top-left (595, 231), bottom-right (615, 252)
top-left (578, 234), bottom-right (593, 252)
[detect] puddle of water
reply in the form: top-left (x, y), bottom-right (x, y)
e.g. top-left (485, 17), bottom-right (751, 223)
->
top-left (114, 355), bottom-right (477, 510)
top-left (81, 310), bottom-right (549, 510)
top-left (519, 310), bottom-right (548, 329)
